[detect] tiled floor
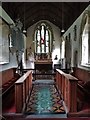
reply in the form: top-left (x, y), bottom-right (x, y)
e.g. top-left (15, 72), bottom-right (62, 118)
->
top-left (26, 114), bottom-right (67, 118)
top-left (25, 80), bottom-right (66, 118)
top-left (24, 61), bottom-right (67, 118)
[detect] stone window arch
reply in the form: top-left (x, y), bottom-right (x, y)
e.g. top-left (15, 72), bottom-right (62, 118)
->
top-left (79, 10), bottom-right (90, 66)
top-left (34, 21), bottom-right (53, 54)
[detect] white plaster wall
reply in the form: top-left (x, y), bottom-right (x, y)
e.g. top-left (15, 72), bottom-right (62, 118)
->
top-left (63, 5), bottom-right (90, 70)
top-left (0, 22), bottom-right (18, 71)
top-left (63, 15), bottom-right (81, 68)
top-left (0, 53), bottom-right (18, 72)
top-left (1, 33), bottom-right (26, 72)
top-left (27, 20), bottom-right (61, 63)
top-left (0, 35), bottom-right (26, 72)
top-left (0, 6), bottom-right (15, 25)
top-left (0, 6), bottom-right (18, 71)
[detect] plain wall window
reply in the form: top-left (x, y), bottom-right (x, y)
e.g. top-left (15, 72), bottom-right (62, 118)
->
top-left (0, 18), bottom-right (9, 64)
top-left (81, 16), bottom-right (89, 65)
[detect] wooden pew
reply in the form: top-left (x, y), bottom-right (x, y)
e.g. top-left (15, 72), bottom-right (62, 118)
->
top-left (71, 67), bottom-right (90, 101)
top-left (0, 68), bottom-right (20, 95)
top-left (69, 67), bottom-right (90, 117)
top-left (15, 70), bottom-right (32, 113)
top-left (72, 67), bottom-right (90, 82)
top-left (56, 69), bottom-right (78, 113)
top-left (68, 109), bottom-right (90, 117)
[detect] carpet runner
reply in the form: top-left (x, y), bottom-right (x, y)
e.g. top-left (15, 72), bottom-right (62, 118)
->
top-left (25, 80), bottom-right (66, 115)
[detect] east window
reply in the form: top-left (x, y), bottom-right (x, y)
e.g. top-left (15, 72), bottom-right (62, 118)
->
top-left (34, 22), bottom-right (53, 54)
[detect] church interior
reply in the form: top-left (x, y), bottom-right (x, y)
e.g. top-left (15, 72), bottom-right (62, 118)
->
top-left (0, 1), bottom-right (90, 120)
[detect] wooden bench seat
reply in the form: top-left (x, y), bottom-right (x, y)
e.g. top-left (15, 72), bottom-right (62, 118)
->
top-left (70, 67), bottom-right (90, 114)
top-left (68, 109), bottom-right (90, 117)
top-left (2, 77), bottom-right (19, 95)
top-left (78, 83), bottom-right (90, 97)
top-left (56, 68), bottom-right (90, 117)
top-left (0, 68), bottom-right (20, 95)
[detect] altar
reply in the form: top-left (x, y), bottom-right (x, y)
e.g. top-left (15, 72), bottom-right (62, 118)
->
top-left (35, 60), bottom-right (52, 70)
top-left (34, 60), bottom-right (53, 79)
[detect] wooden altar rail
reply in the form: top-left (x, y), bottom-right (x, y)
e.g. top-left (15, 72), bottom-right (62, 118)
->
top-left (56, 69), bottom-right (78, 113)
top-left (15, 71), bottom-right (32, 113)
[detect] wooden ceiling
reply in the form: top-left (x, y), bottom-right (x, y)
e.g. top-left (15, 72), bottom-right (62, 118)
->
top-left (2, 2), bottom-right (89, 32)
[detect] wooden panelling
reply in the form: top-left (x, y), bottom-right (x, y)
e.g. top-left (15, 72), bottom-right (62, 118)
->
top-left (15, 84), bottom-right (23, 112)
top-left (56, 69), bottom-right (78, 113)
top-left (1, 68), bottom-right (20, 95)
top-left (1, 68), bottom-right (16, 86)
top-left (15, 71), bottom-right (32, 113)
top-left (72, 67), bottom-right (90, 82)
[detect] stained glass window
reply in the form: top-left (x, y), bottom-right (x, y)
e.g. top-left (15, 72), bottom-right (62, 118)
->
top-left (35, 23), bottom-right (52, 54)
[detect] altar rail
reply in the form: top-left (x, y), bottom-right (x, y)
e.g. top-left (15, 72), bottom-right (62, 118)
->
top-left (56, 69), bottom-right (78, 113)
top-left (15, 71), bottom-right (32, 113)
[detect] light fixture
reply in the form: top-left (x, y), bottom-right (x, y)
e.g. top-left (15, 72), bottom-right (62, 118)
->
top-left (61, 29), bottom-right (65, 33)
top-left (23, 3), bottom-right (26, 33)
top-left (61, 2), bottom-right (65, 33)
top-left (23, 29), bottom-right (26, 33)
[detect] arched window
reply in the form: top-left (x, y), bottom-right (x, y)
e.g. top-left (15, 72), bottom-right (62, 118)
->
top-left (82, 18), bottom-right (88, 64)
top-left (80, 10), bottom-right (90, 66)
top-left (34, 22), bottom-right (53, 54)
top-left (0, 18), bottom-right (9, 64)
top-left (61, 37), bottom-right (65, 59)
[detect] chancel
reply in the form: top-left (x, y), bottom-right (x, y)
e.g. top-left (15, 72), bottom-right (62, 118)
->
top-left (0, 1), bottom-right (90, 120)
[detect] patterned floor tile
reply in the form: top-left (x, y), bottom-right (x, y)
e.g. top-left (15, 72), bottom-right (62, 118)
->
top-left (25, 83), bottom-right (65, 114)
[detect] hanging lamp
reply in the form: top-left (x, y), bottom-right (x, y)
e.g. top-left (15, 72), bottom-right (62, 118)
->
top-left (61, 2), bottom-right (65, 33)
top-left (23, 3), bottom-right (26, 33)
